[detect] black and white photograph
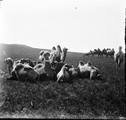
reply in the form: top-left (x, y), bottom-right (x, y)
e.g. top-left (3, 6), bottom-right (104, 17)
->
top-left (0, 0), bottom-right (125, 119)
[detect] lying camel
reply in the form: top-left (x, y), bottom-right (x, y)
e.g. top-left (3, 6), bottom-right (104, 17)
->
top-left (7, 63), bottom-right (39, 83)
top-left (77, 61), bottom-right (101, 80)
top-left (57, 64), bottom-right (70, 82)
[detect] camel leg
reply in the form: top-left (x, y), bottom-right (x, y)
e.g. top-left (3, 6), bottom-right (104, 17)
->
top-left (7, 65), bottom-right (10, 75)
top-left (118, 61), bottom-right (122, 71)
top-left (57, 77), bottom-right (60, 82)
top-left (116, 63), bottom-right (118, 72)
top-left (90, 71), bottom-right (93, 80)
top-left (8, 67), bottom-right (11, 75)
top-left (116, 61), bottom-right (121, 72)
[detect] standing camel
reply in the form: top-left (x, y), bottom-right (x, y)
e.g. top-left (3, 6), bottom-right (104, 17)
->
top-left (55, 45), bottom-right (62, 62)
top-left (60, 47), bottom-right (68, 63)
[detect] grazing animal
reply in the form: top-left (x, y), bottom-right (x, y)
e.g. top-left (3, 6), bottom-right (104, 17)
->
top-left (3, 57), bottom-right (14, 75)
top-left (98, 48), bottom-right (102, 57)
top-left (57, 64), bottom-right (70, 82)
top-left (101, 48), bottom-right (107, 57)
top-left (106, 48), bottom-right (115, 58)
top-left (60, 47), bottom-right (68, 63)
top-left (8, 63), bottom-right (39, 83)
top-left (90, 50), bottom-right (96, 56)
top-left (114, 46), bottom-right (124, 71)
top-left (77, 61), bottom-right (100, 80)
top-left (94, 48), bottom-right (102, 57)
top-left (83, 52), bottom-right (91, 57)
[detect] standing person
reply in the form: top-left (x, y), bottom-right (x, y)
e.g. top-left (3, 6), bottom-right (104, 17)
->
top-left (114, 46), bottom-right (124, 71)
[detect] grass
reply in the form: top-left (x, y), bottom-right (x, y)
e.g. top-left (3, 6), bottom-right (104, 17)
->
top-left (0, 45), bottom-right (125, 119)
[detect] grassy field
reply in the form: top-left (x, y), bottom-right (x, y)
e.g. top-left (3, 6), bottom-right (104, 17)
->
top-left (0, 44), bottom-right (125, 119)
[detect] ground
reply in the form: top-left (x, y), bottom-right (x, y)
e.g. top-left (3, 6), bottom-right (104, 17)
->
top-left (0, 50), bottom-right (125, 119)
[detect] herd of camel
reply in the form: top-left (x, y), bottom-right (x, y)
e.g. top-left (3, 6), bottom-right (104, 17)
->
top-left (83, 48), bottom-right (115, 58)
top-left (3, 45), bottom-right (124, 83)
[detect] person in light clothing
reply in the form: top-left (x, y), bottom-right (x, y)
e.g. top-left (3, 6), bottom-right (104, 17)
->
top-left (114, 46), bottom-right (124, 71)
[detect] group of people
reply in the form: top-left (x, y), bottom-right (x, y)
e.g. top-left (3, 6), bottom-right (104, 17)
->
top-left (3, 45), bottom-right (124, 83)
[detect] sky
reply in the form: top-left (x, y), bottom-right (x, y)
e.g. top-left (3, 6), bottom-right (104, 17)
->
top-left (0, 0), bottom-right (125, 53)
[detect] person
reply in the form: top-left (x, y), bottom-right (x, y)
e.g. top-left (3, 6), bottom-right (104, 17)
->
top-left (114, 46), bottom-right (124, 71)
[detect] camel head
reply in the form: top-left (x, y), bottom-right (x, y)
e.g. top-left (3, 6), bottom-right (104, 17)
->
top-left (87, 61), bottom-right (92, 66)
top-left (79, 61), bottom-right (85, 66)
top-left (52, 46), bottom-right (56, 50)
top-left (63, 47), bottom-right (68, 52)
top-left (57, 45), bottom-right (62, 52)
top-left (39, 50), bottom-right (44, 55)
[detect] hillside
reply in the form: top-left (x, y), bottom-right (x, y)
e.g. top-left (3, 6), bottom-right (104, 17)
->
top-left (0, 43), bottom-right (48, 61)
top-left (0, 43), bottom-right (84, 64)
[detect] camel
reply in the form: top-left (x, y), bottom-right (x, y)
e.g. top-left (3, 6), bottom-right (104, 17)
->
top-left (57, 64), bottom-right (70, 82)
top-left (60, 47), bottom-right (68, 63)
top-left (3, 57), bottom-right (14, 75)
top-left (77, 61), bottom-right (100, 80)
top-left (7, 63), bottom-right (39, 83)
top-left (35, 60), bottom-right (55, 81)
top-left (54, 45), bottom-right (62, 62)
top-left (38, 51), bottom-right (50, 63)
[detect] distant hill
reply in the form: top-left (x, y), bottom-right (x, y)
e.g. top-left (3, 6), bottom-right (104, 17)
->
top-left (0, 43), bottom-right (84, 64)
top-left (0, 43), bottom-right (48, 61)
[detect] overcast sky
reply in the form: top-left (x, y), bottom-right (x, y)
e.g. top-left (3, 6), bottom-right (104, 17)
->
top-left (0, 0), bottom-right (125, 52)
